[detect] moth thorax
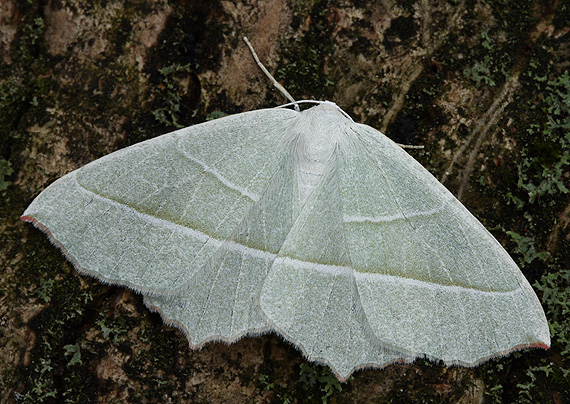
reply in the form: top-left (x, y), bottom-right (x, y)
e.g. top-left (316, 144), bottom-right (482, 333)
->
top-left (294, 103), bottom-right (349, 206)
top-left (297, 129), bottom-right (340, 207)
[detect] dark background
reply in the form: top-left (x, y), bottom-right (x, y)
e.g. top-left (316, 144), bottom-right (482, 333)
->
top-left (1, 0), bottom-right (569, 403)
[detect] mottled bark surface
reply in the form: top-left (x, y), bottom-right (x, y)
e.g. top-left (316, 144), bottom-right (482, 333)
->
top-left (1, 0), bottom-right (569, 403)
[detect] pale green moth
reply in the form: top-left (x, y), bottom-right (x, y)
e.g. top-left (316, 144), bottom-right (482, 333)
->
top-left (21, 38), bottom-right (550, 381)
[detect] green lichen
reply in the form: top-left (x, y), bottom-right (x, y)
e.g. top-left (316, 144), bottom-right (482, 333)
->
top-left (275, 1), bottom-right (335, 102)
top-left (483, 0), bottom-right (536, 55)
top-left (512, 71), bottom-right (570, 205)
top-left (258, 372), bottom-right (293, 403)
top-left (299, 363), bottom-right (343, 404)
top-left (536, 269), bottom-right (570, 370)
top-left (64, 344), bottom-right (83, 367)
top-left (14, 247), bottom-right (99, 403)
top-left (462, 29), bottom-right (513, 89)
top-left (473, 8), bottom-right (570, 402)
top-left (152, 63), bottom-right (192, 128)
top-left (505, 230), bottom-right (549, 268)
top-left (0, 159), bottom-right (13, 192)
top-left (464, 55), bottom-right (497, 87)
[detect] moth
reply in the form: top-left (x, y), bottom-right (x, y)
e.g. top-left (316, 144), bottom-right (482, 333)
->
top-left (22, 38), bottom-right (549, 381)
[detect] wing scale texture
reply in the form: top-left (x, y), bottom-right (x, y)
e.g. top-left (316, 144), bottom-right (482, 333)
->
top-left (22, 102), bottom-right (550, 381)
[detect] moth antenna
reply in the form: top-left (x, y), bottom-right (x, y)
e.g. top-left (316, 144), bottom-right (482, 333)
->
top-left (243, 36), bottom-right (299, 111)
top-left (396, 143), bottom-right (424, 149)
